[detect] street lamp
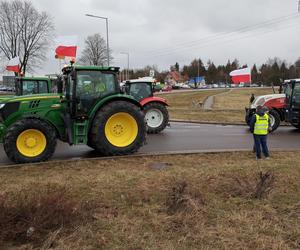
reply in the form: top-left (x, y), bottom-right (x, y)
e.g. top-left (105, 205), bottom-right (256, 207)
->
top-left (120, 52), bottom-right (129, 80)
top-left (85, 13), bottom-right (110, 66)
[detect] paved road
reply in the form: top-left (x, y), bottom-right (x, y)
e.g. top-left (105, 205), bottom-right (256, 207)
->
top-left (1, 122), bottom-right (300, 165)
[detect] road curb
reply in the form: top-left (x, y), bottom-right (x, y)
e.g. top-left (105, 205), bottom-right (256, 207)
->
top-left (169, 120), bottom-right (292, 127)
top-left (170, 119), bottom-right (246, 126)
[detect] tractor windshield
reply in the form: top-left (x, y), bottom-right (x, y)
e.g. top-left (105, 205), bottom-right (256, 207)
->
top-left (292, 83), bottom-right (300, 109)
top-left (76, 70), bottom-right (117, 113)
top-left (285, 82), bottom-right (293, 104)
top-left (16, 79), bottom-right (49, 95)
top-left (286, 81), bottom-right (300, 109)
top-left (129, 82), bottom-right (152, 101)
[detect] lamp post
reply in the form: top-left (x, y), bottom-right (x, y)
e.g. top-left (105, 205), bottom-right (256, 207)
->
top-left (85, 14), bottom-right (110, 66)
top-left (120, 52), bottom-right (129, 80)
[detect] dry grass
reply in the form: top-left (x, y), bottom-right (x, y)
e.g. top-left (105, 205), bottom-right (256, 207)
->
top-left (158, 88), bottom-right (275, 123)
top-left (157, 89), bottom-right (227, 107)
top-left (0, 152), bottom-right (299, 249)
top-left (167, 108), bottom-right (244, 123)
top-left (0, 185), bottom-right (92, 247)
top-left (213, 88), bottom-right (275, 110)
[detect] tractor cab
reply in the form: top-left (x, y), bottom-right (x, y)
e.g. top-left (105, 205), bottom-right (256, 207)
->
top-left (124, 80), bottom-right (153, 101)
top-left (284, 79), bottom-right (300, 128)
top-left (62, 65), bottom-right (121, 118)
top-left (123, 79), bottom-right (169, 134)
top-left (15, 76), bottom-right (57, 96)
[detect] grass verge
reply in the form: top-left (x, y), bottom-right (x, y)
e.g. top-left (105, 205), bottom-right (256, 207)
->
top-left (0, 152), bottom-right (299, 249)
top-left (159, 88), bottom-right (275, 123)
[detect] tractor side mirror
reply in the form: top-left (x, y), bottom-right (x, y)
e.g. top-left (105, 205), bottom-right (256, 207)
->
top-left (71, 70), bottom-right (76, 81)
top-left (291, 81), bottom-right (296, 89)
top-left (56, 77), bottom-right (63, 93)
top-left (124, 85), bottom-right (130, 94)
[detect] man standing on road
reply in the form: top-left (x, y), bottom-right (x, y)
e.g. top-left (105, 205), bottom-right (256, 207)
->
top-left (249, 106), bottom-right (271, 160)
top-left (249, 93), bottom-right (255, 104)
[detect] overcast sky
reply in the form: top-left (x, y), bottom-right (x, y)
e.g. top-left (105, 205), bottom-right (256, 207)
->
top-left (11, 0), bottom-right (300, 75)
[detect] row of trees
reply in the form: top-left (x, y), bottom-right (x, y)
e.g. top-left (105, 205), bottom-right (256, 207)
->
top-left (123, 58), bottom-right (300, 86)
top-left (0, 0), bottom-right (54, 74)
top-left (179, 58), bottom-right (300, 86)
top-left (121, 57), bottom-right (300, 86)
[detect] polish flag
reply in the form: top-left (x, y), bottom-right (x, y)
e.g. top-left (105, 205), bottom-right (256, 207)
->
top-left (55, 36), bottom-right (78, 58)
top-left (229, 67), bottom-right (251, 84)
top-left (6, 56), bottom-right (20, 72)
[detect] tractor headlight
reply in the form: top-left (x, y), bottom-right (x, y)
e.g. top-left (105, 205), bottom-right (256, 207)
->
top-left (0, 104), bottom-right (5, 109)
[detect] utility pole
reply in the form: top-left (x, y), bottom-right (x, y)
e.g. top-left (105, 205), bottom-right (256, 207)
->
top-left (120, 52), bottom-right (129, 80)
top-left (85, 14), bottom-right (110, 66)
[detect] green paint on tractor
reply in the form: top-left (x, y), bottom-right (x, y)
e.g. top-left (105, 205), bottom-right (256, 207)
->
top-left (0, 65), bottom-right (146, 163)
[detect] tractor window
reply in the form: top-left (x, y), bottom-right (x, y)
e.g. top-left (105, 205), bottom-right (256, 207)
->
top-left (129, 82), bottom-right (152, 101)
top-left (22, 81), bottom-right (38, 95)
top-left (292, 83), bottom-right (300, 105)
top-left (76, 70), bottom-right (117, 113)
top-left (21, 80), bottom-right (49, 95)
top-left (285, 83), bottom-right (292, 97)
top-left (38, 81), bottom-right (48, 93)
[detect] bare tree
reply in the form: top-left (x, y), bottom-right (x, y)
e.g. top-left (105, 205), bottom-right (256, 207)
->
top-left (0, 0), bottom-right (54, 74)
top-left (79, 33), bottom-right (112, 66)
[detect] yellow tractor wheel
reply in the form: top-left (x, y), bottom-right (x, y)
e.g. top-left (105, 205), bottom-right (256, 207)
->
top-left (105, 112), bottom-right (138, 147)
top-left (16, 129), bottom-right (47, 157)
top-left (89, 101), bottom-right (146, 155)
top-left (4, 119), bottom-right (57, 163)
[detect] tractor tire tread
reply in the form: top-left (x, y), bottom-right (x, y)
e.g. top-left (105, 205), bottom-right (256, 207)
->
top-left (90, 101), bottom-right (146, 156)
top-left (269, 109), bottom-right (281, 132)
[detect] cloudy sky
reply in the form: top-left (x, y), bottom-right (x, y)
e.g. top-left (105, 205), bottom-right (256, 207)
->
top-left (17, 0), bottom-right (300, 74)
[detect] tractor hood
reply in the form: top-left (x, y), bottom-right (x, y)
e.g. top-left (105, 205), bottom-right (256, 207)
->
top-left (0, 95), bottom-right (14, 102)
top-left (0, 93), bottom-right (61, 104)
top-left (251, 93), bottom-right (286, 109)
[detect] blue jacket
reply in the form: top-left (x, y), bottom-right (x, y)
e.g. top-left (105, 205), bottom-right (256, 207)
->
top-left (249, 110), bottom-right (271, 134)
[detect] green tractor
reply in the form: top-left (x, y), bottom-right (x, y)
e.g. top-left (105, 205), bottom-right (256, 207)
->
top-left (0, 65), bottom-right (146, 163)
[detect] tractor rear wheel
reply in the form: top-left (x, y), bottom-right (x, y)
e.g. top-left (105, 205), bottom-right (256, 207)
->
top-left (144, 102), bottom-right (169, 134)
top-left (4, 119), bottom-right (57, 163)
top-left (291, 122), bottom-right (300, 129)
top-left (90, 101), bottom-right (146, 155)
top-left (268, 109), bottom-right (281, 132)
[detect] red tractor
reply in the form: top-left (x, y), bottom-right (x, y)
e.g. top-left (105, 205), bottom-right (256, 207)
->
top-left (124, 79), bottom-right (169, 133)
top-left (245, 85), bottom-right (286, 132)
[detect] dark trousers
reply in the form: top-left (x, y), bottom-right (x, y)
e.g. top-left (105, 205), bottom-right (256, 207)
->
top-left (253, 134), bottom-right (269, 158)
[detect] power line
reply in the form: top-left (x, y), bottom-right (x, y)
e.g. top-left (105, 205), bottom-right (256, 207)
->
top-left (138, 13), bottom-right (299, 57)
top-left (146, 19), bottom-right (300, 59)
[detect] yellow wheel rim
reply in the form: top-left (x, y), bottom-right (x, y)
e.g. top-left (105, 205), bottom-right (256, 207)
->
top-left (105, 112), bottom-right (138, 147)
top-left (16, 129), bottom-right (47, 157)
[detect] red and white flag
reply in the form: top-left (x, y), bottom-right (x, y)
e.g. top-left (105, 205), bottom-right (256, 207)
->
top-left (6, 56), bottom-right (20, 72)
top-left (55, 36), bottom-right (78, 58)
top-left (229, 67), bottom-right (251, 84)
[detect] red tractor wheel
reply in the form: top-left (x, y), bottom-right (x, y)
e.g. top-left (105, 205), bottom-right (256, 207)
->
top-left (144, 102), bottom-right (169, 134)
